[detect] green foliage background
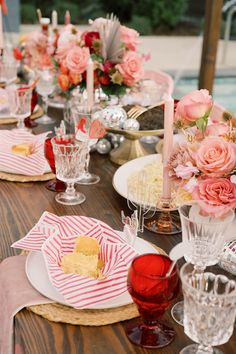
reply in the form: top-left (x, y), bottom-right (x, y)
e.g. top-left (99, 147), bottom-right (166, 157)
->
top-left (21, 0), bottom-right (188, 34)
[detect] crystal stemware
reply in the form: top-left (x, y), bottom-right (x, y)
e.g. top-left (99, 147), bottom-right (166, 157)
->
top-left (36, 69), bottom-right (55, 124)
top-left (44, 137), bottom-right (66, 192)
top-left (180, 263), bottom-right (236, 354)
top-left (72, 106), bottom-right (101, 185)
top-left (125, 253), bottom-right (180, 348)
top-left (51, 134), bottom-right (87, 205)
top-left (6, 84), bottom-right (32, 130)
top-left (171, 202), bottom-right (235, 326)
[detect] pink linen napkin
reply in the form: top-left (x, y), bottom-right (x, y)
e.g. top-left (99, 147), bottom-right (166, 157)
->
top-left (0, 130), bottom-right (50, 176)
top-left (0, 255), bottom-right (53, 354)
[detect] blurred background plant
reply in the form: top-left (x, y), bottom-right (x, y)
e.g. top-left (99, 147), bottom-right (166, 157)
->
top-left (20, 0), bottom-right (236, 38)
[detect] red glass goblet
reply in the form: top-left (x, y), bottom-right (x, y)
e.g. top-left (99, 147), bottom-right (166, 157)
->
top-left (44, 137), bottom-right (66, 192)
top-left (125, 254), bottom-right (180, 349)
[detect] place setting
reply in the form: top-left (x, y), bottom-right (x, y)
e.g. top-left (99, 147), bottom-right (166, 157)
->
top-left (1, 2), bottom-right (236, 354)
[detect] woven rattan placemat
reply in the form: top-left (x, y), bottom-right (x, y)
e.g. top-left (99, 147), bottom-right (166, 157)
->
top-left (0, 106), bottom-right (43, 125)
top-left (0, 171), bottom-right (54, 182)
top-left (26, 245), bottom-right (167, 325)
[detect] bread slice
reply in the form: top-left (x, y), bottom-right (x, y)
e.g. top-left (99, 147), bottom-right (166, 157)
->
top-left (11, 143), bottom-right (33, 156)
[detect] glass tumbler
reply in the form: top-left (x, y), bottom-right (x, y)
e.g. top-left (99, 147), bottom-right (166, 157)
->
top-left (51, 135), bottom-right (87, 205)
top-left (171, 202), bottom-right (235, 326)
top-left (180, 263), bottom-right (236, 354)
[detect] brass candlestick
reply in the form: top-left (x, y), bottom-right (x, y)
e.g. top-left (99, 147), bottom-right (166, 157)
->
top-left (144, 198), bottom-right (181, 235)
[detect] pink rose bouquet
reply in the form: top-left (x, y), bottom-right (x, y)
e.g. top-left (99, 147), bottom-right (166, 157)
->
top-left (55, 17), bottom-right (145, 96)
top-left (169, 89), bottom-right (236, 218)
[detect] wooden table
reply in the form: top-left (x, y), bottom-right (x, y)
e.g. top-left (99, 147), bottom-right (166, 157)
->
top-left (0, 109), bottom-right (235, 354)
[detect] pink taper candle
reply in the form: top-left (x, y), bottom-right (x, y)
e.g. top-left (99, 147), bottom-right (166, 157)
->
top-left (64, 10), bottom-right (71, 25)
top-left (86, 56), bottom-right (94, 111)
top-left (162, 95), bottom-right (174, 201)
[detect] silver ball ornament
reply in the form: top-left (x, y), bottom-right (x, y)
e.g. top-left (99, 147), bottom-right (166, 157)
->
top-left (123, 118), bottom-right (140, 131)
top-left (96, 139), bottom-right (112, 154)
top-left (100, 106), bottom-right (127, 128)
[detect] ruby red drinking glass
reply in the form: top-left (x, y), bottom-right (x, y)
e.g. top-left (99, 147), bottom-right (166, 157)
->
top-left (44, 137), bottom-right (66, 192)
top-left (125, 254), bottom-right (180, 348)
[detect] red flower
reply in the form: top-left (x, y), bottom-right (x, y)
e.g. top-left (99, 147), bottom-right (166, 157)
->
top-left (13, 47), bottom-right (23, 61)
top-left (83, 31), bottom-right (100, 48)
top-left (103, 60), bottom-right (114, 74)
top-left (58, 74), bottom-right (70, 91)
top-left (99, 74), bottom-right (110, 85)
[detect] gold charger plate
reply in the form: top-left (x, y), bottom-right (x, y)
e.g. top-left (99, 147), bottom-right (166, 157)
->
top-left (24, 245), bottom-right (167, 326)
top-left (0, 171), bottom-right (54, 182)
top-left (0, 105), bottom-right (43, 125)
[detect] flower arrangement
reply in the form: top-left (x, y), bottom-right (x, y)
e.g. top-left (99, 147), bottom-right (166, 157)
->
top-left (168, 89), bottom-right (236, 218)
top-left (55, 17), bottom-right (145, 97)
top-left (14, 17), bottom-right (145, 98)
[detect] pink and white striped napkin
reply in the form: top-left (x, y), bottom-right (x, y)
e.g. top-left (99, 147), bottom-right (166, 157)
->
top-left (0, 130), bottom-right (50, 176)
top-left (11, 212), bottom-right (138, 309)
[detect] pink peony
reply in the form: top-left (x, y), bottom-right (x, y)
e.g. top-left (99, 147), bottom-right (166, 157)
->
top-left (65, 47), bottom-right (90, 75)
top-left (174, 164), bottom-right (199, 180)
top-left (196, 137), bottom-right (236, 177)
top-left (205, 123), bottom-right (229, 137)
top-left (192, 177), bottom-right (236, 218)
top-left (120, 25), bottom-right (140, 51)
top-left (116, 51), bottom-right (144, 86)
top-left (210, 103), bottom-right (225, 123)
top-left (89, 17), bottom-right (110, 32)
top-left (168, 143), bottom-right (197, 182)
top-left (175, 89), bottom-right (213, 125)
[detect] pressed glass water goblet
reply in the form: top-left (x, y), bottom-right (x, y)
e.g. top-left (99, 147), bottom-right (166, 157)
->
top-left (6, 84), bottom-right (32, 130)
top-left (51, 135), bottom-right (87, 205)
top-left (44, 137), bottom-right (66, 192)
top-left (72, 106), bottom-right (101, 185)
top-left (180, 263), bottom-right (236, 354)
top-left (171, 202), bottom-right (235, 326)
top-left (36, 69), bottom-right (55, 124)
top-left (125, 253), bottom-right (180, 348)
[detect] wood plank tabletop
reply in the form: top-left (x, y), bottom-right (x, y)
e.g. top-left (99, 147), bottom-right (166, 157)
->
top-left (0, 108), bottom-right (235, 354)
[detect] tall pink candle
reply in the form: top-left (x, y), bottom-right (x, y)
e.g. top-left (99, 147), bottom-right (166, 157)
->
top-left (161, 95), bottom-right (174, 201)
top-left (64, 10), bottom-right (71, 25)
top-left (86, 56), bottom-right (94, 111)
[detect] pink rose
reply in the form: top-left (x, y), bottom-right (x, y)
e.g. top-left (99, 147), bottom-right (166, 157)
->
top-left (192, 177), bottom-right (236, 218)
top-left (65, 47), bottom-right (90, 75)
top-left (120, 25), bottom-right (140, 51)
top-left (116, 51), bottom-right (144, 87)
top-left (56, 30), bottom-right (81, 63)
top-left (175, 89), bottom-right (213, 125)
top-left (196, 137), bottom-right (236, 177)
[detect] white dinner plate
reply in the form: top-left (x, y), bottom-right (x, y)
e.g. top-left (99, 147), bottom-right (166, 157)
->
top-left (112, 153), bottom-right (161, 203)
top-left (0, 104), bottom-right (40, 120)
top-left (25, 232), bottom-right (159, 310)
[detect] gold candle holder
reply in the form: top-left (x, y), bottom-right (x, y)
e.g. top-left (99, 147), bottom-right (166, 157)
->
top-left (144, 198), bottom-right (181, 235)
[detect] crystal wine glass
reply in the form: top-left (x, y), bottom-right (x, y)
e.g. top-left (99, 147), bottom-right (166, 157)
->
top-left (125, 253), bottom-right (180, 348)
top-left (36, 69), bottom-right (55, 124)
top-left (44, 137), bottom-right (66, 192)
top-left (6, 84), bottom-right (32, 130)
top-left (72, 106), bottom-right (101, 185)
top-left (51, 134), bottom-right (87, 205)
top-left (180, 263), bottom-right (236, 354)
top-left (171, 202), bottom-right (235, 326)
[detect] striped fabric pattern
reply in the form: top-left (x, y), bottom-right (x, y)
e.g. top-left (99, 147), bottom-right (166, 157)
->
top-left (12, 212), bottom-right (138, 308)
top-left (0, 130), bottom-right (50, 176)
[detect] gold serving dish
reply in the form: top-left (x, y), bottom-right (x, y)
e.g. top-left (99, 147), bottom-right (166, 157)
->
top-left (107, 103), bottom-right (165, 165)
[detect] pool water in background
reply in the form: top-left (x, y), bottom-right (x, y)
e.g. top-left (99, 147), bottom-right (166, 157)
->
top-left (174, 76), bottom-right (236, 114)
